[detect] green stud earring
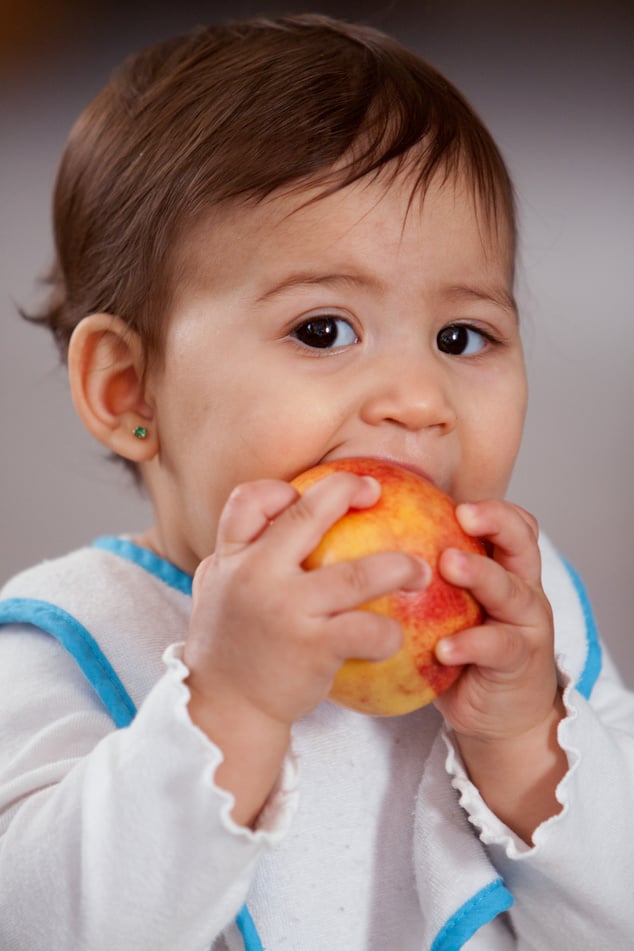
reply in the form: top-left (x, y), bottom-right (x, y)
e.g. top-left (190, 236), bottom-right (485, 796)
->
top-left (133, 425), bottom-right (148, 440)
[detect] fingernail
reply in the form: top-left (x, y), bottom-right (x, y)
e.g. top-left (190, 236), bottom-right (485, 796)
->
top-left (445, 548), bottom-right (469, 575)
top-left (402, 557), bottom-right (431, 591)
top-left (361, 476), bottom-right (382, 500)
top-left (435, 637), bottom-right (455, 663)
top-left (456, 503), bottom-right (479, 530)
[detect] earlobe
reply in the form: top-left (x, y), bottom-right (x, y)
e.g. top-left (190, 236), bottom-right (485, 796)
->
top-left (68, 314), bottom-right (158, 462)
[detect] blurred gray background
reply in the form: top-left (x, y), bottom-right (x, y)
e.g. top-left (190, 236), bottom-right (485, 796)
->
top-left (1, 0), bottom-right (633, 684)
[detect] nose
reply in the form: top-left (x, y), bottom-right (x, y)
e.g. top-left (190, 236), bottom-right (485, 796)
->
top-left (359, 354), bottom-right (456, 433)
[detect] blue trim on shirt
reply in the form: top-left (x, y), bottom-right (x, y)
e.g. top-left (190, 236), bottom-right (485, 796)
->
top-left (92, 535), bottom-right (193, 597)
top-left (0, 597), bottom-right (136, 728)
top-left (430, 878), bottom-right (514, 951)
top-left (236, 905), bottom-right (264, 951)
top-left (561, 558), bottom-right (603, 699)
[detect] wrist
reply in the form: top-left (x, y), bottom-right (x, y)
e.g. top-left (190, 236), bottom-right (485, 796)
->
top-left (186, 677), bottom-right (292, 829)
top-left (453, 691), bottom-right (567, 844)
top-left (454, 689), bottom-right (565, 758)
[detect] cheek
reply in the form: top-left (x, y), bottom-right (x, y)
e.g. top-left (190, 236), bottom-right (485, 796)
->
top-left (231, 393), bottom-right (341, 477)
top-left (459, 381), bottom-right (527, 500)
top-left (235, 371), bottom-right (361, 483)
top-left (479, 419), bottom-right (524, 497)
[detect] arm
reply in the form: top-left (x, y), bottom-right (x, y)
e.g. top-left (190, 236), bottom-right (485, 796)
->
top-left (183, 472), bottom-right (426, 827)
top-left (434, 501), bottom-right (634, 945)
top-left (0, 627), bottom-right (294, 951)
top-left (434, 500), bottom-right (566, 843)
top-left (449, 655), bottom-right (634, 948)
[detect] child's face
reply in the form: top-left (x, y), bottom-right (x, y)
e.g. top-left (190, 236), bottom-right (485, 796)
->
top-left (143, 169), bottom-right (527, 573)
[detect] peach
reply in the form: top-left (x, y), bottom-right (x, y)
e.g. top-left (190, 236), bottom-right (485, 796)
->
top-left (291, 458), bottom-right (485, 716)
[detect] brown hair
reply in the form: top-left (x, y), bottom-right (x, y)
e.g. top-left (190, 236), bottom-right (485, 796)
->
top-left (28, 13), bottom-right (515, 370)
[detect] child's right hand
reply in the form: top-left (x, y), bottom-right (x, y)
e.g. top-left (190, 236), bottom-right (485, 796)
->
top-left (183, 472), bottom-right (426, 827)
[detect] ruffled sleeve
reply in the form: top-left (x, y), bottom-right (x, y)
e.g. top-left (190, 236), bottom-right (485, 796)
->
top-left (444, 653), bottom-right (634, 948)
top-left (0, 627), bottom-right (299, 951)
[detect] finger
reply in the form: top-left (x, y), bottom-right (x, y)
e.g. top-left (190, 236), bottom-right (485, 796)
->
top-left (456, 499), bottom-right (541, 584)
top-left (436, 622), bottom-right (529, 674)
top-left (215, 480), bottom-right (299, 556)
top-left (327, 610), bottom-right (404, 663)
top-left (264, 471), bottom-right (382, 564)
top-left (439, 546), bottom-right (540, 627)
top-left (302, 551), bottom-right (430, 617)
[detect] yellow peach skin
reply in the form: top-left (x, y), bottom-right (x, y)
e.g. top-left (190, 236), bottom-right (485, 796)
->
top-left (291, 458), bottom-right (485, 716)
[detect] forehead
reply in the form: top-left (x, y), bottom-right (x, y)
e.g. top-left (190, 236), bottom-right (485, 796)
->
top-left (171, 166), bottom-right (515, 303)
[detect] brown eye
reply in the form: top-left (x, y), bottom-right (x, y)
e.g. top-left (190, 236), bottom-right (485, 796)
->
top-left (293, 316), bottom-right (358, 350)
top-left (437, 324), bottom-right (486, 356)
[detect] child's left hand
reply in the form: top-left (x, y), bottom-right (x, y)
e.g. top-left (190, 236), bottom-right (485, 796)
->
top-left (433, 499), bottom-right (567, 843)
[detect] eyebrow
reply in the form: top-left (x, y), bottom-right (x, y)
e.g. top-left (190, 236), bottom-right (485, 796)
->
top-left (255, 270), bottom-right (384, 303)
top-left (444, 283), bottom-right (518, 316)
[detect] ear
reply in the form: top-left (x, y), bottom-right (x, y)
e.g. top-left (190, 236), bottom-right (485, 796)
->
top-left (68, 313), bottom-right (158, 462)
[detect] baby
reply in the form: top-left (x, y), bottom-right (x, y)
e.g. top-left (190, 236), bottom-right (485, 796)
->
top-left (1, 14), bottom-right (633, 951)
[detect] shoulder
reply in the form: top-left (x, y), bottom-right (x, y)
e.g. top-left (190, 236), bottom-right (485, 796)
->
top-left (2, 544), bottom-right (112, 600)
top-left (0, 539), bottom-right (193, 710)
top-left (1, 538), bottom-right (191, 617)
top-left (539, 532), bottom-right (602, 699)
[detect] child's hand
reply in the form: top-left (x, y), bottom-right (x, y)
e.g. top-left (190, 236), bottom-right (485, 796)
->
top-left (183, 472), bottom-right (426, 826)
top-left (433, 500), bottom-right (567, 842)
